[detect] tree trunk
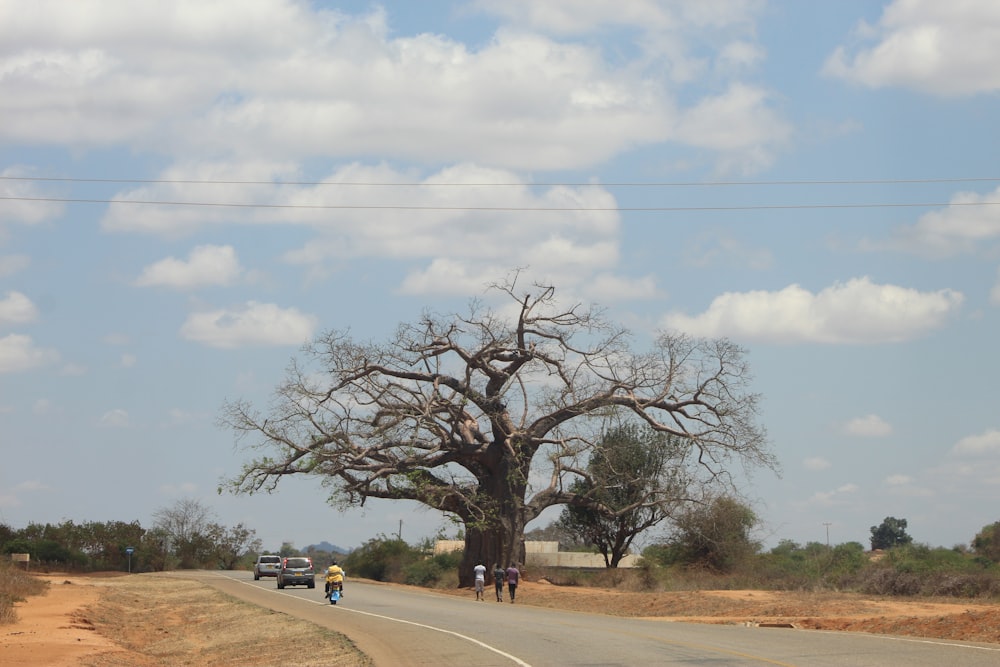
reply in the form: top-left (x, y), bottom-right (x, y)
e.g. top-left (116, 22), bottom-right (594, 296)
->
top-left (457, 456), bottom-right (529, 587)
top-left (458, 520), bottom-right (527, 587)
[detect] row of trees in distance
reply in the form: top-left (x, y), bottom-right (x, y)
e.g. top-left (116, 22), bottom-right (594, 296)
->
top-left (0, 499), bottom-right (262, 572)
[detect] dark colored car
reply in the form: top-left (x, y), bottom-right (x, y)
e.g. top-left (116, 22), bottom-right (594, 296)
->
top-left (277, 556), bottom-right (315, 589)
top-left (254, 554), bottom-right (281, 580)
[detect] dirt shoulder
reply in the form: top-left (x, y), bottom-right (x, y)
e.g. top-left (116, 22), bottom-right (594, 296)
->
top-left (0, 574), bottom-right (117, 667)
top-left (2, 573), bottom-right (998, 666)
top-left (1, 573), bottom-right (370, 667)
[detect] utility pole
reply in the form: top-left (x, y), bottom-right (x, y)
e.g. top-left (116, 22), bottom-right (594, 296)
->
top-left (398, 519), bottom-right (403, 541)
top-left (823, 522), bottom-right (832, 546)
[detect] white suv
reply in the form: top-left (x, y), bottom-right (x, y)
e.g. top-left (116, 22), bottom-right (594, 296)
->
top-left (254, 554), bottom-right (281, 579)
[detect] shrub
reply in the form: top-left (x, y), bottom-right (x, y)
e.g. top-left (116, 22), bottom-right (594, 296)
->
top-left (0, 561), bottom-right (49, 625)
top-left (342, 536), bottom-right (413, 582)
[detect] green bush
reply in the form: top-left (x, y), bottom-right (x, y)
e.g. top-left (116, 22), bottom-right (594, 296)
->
top-left (403, 559), bottom-right (443, 586)
top-left (343, 536), bottom-right (412, 582)
top-left (342, 535), bottom-right (461, 588)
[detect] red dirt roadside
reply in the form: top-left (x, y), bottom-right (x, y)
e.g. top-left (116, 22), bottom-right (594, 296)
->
top-left (0, 575), bottom-right (118, 667)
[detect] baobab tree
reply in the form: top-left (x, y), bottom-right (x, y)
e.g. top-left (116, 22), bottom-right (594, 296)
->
top-left (221, 279), bottom-right (774, 586)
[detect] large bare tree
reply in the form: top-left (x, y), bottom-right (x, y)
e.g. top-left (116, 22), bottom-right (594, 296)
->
top-left (221, 280), bottom-right (774, 585)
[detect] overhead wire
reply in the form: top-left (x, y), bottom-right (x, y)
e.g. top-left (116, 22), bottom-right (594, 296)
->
top-left (1, 175), bottom-right (1000, 187)
top-left (1, 175), bottom-right (998, 212)
top-left (0, 195), bottom-right (998, 212)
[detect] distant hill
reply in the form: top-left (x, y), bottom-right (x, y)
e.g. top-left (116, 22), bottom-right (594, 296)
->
top-left (307, 541), bottom-right (350, 554)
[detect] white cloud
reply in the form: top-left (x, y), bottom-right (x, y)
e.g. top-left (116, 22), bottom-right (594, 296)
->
top-left (885, 474), bottom-right (913, 486)
top-left (101, 159), bottom-right (302, 236)
top-left (0, 333), bottom-right (59, 373)
top-left (60, 362), bottom-right (87, 376)
top-left (119, 353), bottom-right (137, 368)
top-left (674, 83), bottom-right (791, 173)
top-left (99, 408), bottom-right (129, 428)
top-left (717, 40), bottom-right (765, 73)
top-left (136, 244), bottom-right (243, 289)
top-left (824, 0), bottom-right (1000, 96)
top-left (684, 234), bottom-right (773, 270)
top-left (180, 301), bottom-right (317, 348)
top-left (844, 414), bottom-right (893, 438)
top-left (398, 259), bottom-right (509, 297)
top-left (469, 0), bottom-right (677, 35)
top-left (582, 273), bottom-right (661, 302)
top-left (808, 482), bottom-right (859, 507)
top-left (0, 2), bottom-right (786, 174)
top-left (0, 255), bottom-right (30, 277)
top-left (952, 429), bottom-right (1000, 456)
top-left (869, 186), bottom-right (1000, 258)
top-left (0, 291), bottom-right (39, 326)
top-left (0, 168), bottom-right (65, 224)
top-left (661, 277), bottom-right (963, 344)
top-left (0, 480), bottom-right (50, 509)
top-left (161, 408), bottom-right (201, 428)
top-left (803, 457), bottom-right (831, 471)
top-left (0, 4), bottom-right (673, 170)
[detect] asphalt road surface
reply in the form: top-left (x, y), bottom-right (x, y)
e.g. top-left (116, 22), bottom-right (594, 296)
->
top-left (180, 571), bottom-right (1000, 666)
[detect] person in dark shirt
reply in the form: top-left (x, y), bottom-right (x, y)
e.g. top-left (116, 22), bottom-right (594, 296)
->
top-left (492, 563), bottom-right (505, 602)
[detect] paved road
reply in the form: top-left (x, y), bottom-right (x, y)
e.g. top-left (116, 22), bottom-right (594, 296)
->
top-left (179, 571), bottom-right (1000, 666)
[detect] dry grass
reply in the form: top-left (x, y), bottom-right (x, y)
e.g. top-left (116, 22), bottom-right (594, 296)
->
top-left (0, 561), bottom-right (49, 624)
top-left (77, 574), bottom-right (371, 666)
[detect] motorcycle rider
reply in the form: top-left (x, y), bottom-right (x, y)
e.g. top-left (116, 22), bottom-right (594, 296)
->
top-left (325, 560), bottom-right (345, 598)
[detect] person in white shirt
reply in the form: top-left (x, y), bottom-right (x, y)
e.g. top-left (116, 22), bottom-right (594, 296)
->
top-left (473, 562), bottom-right (487, 601)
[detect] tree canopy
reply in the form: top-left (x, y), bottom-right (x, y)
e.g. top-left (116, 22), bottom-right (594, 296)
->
top-left (222, 279), bottom-right (774, 585)
top-left (870, 516), bottom-right (913, 550)
top-left (557, 423), bottom-right (690, 567)
top-left (972, 521), bottom-right (1000, 562)
top-left (659, 495), bottom-right (760, 572)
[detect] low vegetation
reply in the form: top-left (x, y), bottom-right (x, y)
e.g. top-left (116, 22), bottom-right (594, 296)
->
top-left (330, 531), bottom-right (1000, 603)
top-left (341, 536), bottom-right (462, 588)
top-left (0, 499), bottom-right (261, 574)
top-left (0, 559), bottom-right (48, 624)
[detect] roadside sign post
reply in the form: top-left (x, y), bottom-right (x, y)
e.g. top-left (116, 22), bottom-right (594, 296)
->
top-left (125, 546), bottom-right (134, 573)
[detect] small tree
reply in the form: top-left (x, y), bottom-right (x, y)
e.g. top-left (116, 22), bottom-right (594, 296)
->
top-left (972, 521), bottom-right (1000, 562)
top-left (869, 516), bottom-right (913, 550)
top-left (152, 498), bottom-right (217, 569)
top-left (209, 522), bottom-right (262, 570)
top-left (663, 496), bottom-right (759, 572)
top-left (557, 424), bottom-right (689, 567)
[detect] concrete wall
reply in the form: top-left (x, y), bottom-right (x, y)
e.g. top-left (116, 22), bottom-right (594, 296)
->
top-left (433, 540), bottom-right (641, 568)
top-left (525, 551), bottom-right (642, 569)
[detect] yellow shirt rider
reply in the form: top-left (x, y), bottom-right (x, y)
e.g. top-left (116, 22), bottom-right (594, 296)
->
top-left (325, 561), bottom-right (345, 596)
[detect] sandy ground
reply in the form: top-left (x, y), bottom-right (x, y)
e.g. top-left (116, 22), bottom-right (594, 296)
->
top-left (2, 573), bottom-right (999, 665)
top-left (0, 575), bottom-right (117, 667)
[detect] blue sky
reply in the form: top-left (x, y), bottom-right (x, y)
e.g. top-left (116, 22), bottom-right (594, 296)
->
top-left (2, 0), bottom-right (999, 554)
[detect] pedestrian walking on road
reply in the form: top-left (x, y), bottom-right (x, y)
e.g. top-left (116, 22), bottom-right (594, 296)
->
top-left (473, 561), bottom-right (487, 601)
top-left (493, 563), bottom-right (505, 602)
top-left (505, 563), bottom-right (520, 603)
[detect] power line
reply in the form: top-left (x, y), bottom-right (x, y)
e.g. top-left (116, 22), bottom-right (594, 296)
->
top-left (2, 194), bottom-right (998, 212)
top-left (2, 175), bottom-right (1000, 187)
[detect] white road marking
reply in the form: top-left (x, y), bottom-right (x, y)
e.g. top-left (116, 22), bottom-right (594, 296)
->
top-left (223, 573), bottom-right (532, 667)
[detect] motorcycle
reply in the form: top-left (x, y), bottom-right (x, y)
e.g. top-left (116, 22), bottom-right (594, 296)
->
top-left (325, 579), bottom-right (343, 605)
